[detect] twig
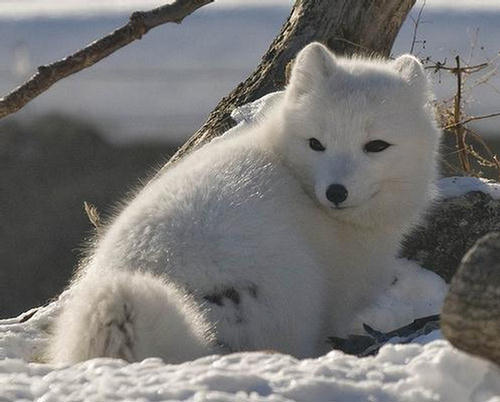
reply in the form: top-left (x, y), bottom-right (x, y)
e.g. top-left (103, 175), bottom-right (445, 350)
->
top-left (467, 27), bottom-right (480, 65)
top-left (465, 127), bottom-right (500, 177)
top-left (424, 61), bottom-right (488, 73)
top-left (84, 201), bottom-right (102, 230)
top-left (453, 55), bottom-right (472, 173)
top-left (468, 145), bottom-right (497, 168)
top-left (0, 0), bottom-right (213, 119)
top-left (409, 0), bottom-right (426, 54)
top-left (442, 158), bottom-right (466, 176)
top-left (424, 27), bottom-right (500, 179)
top-left (444, 111), bottom-right (500, 130)
top-left (471, 66), bottom-right (498, 90)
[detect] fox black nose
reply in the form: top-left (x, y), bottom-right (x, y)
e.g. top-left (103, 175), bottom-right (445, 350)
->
top-left (326, 184), bottom-right (348, 205)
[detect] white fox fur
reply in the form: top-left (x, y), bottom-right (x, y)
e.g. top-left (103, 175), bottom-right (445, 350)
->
top-left (48, 43), bottom-right (447, 364)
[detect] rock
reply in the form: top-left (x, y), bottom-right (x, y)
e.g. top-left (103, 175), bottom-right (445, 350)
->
top-left (441, 232), bottom-right (500, 367)
top-left (402, 191), bottom-right (500, 282)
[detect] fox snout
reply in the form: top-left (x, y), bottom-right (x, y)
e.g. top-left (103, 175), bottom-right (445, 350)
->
top-left (326, 184), bottom-right (348, 206)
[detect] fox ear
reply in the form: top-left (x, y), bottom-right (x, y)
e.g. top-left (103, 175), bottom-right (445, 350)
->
top-left (393, 54), bottom-right (427, 88)
top-left (287, 42), bottom-right (337, 99)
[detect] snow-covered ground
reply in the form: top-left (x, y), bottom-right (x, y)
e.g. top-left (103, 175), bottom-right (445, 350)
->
top-left (3, 175), bottom-right (500, 402)
top-left (2, 178), bottom-right (500, 402)
top-left (1, 298), bottom-right (500, 402)
top-left (2, 91), bottom-right (500, 402)
top-left (2, 170), bottom-right (500, 401)
top-left (1, 184), bottom-right (500, 402)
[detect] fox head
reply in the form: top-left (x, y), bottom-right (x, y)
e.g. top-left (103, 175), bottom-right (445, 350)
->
top-left (272, 42), bottom-right (441, 229)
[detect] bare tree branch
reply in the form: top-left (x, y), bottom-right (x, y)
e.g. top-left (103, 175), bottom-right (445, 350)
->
top-left (444, 111), bottom-right (500, 130)
top-left (453, 56), bottom-right (472, 172)
top-left (0, 0), bottom-right (213, 119)
top-left (424, 61), bottom-right (489, 73)
top-left (409, 0), bottom-right (426, 54)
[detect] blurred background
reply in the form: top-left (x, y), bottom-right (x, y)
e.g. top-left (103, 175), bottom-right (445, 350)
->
top-left (1, 0), bottom-right (500, 317)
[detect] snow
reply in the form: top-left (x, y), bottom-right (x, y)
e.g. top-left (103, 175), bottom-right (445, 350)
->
top-left (1, 299), bottom-right (499, 402)
top-left (2, 94), bottom-right (500, 401)
top-left (0, 255), bottom-right (498, 399)
top-left (2, 177), bottom-right (500, 401)
top-left (438, 176), bottom-right (500, 200)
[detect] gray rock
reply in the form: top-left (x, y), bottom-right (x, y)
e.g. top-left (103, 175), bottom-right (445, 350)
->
top-left (441, 232), bottom-right (500, 366)
top-left (402, 191), bottom-right (500, 282)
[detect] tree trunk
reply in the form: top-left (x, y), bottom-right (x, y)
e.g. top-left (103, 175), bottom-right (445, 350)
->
top-left (164, 0), bottom-right (416, 168)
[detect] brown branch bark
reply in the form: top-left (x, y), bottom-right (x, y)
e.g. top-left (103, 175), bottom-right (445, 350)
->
top-left (409, 0), bottom-right (426, 54)
top-left (0, 0), bottom-right (213, 119)
top-left (424, 62), bottom-right (488, 73)
top-left (453, 56), bottom-right (472, 173)
top-left (444, 111), bottom-right (500, 130)
top-left (161, 0), bottom-right (416, 172)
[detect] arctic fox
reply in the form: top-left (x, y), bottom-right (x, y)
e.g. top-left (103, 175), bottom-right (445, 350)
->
top-left (48, 43), bottom-right (446, 364)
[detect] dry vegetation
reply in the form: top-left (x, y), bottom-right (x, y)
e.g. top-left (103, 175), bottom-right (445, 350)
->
top-left (409, 1), bottom-right (500, 179)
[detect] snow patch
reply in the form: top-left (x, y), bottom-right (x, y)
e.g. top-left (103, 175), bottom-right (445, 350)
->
top-left (2, 94), bottom-right (500, 401)
top-left (438, 176), bottom-right (500, 200)
top-left (1, 300), bottom-right (500, 402)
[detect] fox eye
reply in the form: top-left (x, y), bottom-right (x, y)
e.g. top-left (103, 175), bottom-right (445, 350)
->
top-left (309, 138), bottom-right (326, 151)
top-left (364, 140), bottom-right (392, 153)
